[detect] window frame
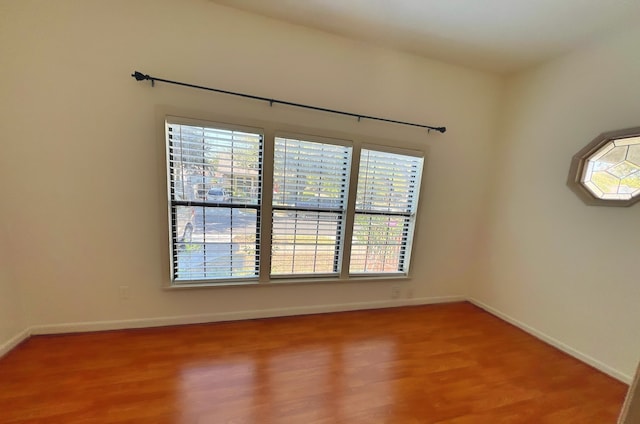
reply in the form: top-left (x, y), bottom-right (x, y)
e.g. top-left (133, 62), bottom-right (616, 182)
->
top-left (163, 115), bottom-right (427, 288)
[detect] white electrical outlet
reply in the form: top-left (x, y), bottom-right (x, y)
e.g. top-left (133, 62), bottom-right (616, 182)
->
top-left (391, 286), bottom-right (401, 299)
top-left (119, 285), bottom-right (130, 300)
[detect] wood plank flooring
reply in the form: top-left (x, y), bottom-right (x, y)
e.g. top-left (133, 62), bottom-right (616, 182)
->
top-left (0, 302), bottom-right (628, 423)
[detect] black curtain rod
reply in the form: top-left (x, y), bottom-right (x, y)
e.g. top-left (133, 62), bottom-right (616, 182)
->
top-left (131, 71), bottom-right (446, 133)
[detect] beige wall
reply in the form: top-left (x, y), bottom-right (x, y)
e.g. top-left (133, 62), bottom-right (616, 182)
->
top-left (473, 24), bottom-right (640, 381)
top-left (0, 0), bottom-right (501, 341)
top-left (0, 93), bottom-right (27, 353)
top-left (0, 241), bottom-right (26, 355)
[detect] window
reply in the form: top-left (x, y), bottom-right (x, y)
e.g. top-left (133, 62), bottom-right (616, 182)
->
top-left (271, 136), bottom-right (351, 277)
top-left (350, 149), bottom-right (423, 274)
top-left (166, 119), bottom-right (263, 283)
top-left (165, 117), bottom-right (425, 285)
top-left (568, 127), bottom-right (640, 207)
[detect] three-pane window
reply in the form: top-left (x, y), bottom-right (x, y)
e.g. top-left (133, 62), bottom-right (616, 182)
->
top-left (166, 117), bottom-right (423, 285)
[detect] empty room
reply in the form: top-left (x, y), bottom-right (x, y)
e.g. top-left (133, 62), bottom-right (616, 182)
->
top-left (1, 0), bottom-right (639, 422)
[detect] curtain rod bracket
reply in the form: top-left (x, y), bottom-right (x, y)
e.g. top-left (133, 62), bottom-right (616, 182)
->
top-left (130, 70), bottom-right (447, 134)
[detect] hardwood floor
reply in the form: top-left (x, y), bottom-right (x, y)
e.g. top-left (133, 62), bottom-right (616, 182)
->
top-left (0, 302), bottom-right (628, 423)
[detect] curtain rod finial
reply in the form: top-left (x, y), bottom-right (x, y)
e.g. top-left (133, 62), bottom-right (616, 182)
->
top-left (132, 71), bottom-right (155, 87)
top-left (132, 71), bottom-right (150, 81)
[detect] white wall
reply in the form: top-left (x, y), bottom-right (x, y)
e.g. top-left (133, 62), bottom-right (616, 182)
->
top-left (0, 0), bottom-right (501, 336)
top-left (473, 24), bottom-right (640, 381)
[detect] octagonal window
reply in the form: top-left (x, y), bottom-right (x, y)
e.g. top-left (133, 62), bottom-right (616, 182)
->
top-left (568, 127), bottom-right (640, 206)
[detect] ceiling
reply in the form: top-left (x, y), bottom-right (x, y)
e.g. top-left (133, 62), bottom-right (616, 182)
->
top-left (210, 0), bottom-right (640, 74)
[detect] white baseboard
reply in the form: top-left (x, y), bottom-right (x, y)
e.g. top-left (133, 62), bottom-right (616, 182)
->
top-left (0, 328), bottom-right (31, 359)
top-left (468, 297), bottom-right (632, 384)
top-left (30, 295), bottom-right (465, 335)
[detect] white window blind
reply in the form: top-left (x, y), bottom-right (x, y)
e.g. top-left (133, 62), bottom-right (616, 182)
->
top-left (271, 137), bottom-right (351, 277)
top-left (350, 149), bottom-right (423, 274)
top-left (166, 120), bottom-right (263, 282)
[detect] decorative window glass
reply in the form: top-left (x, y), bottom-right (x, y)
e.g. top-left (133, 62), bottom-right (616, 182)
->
top-left (569, 127), bottom-right (640, 206)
